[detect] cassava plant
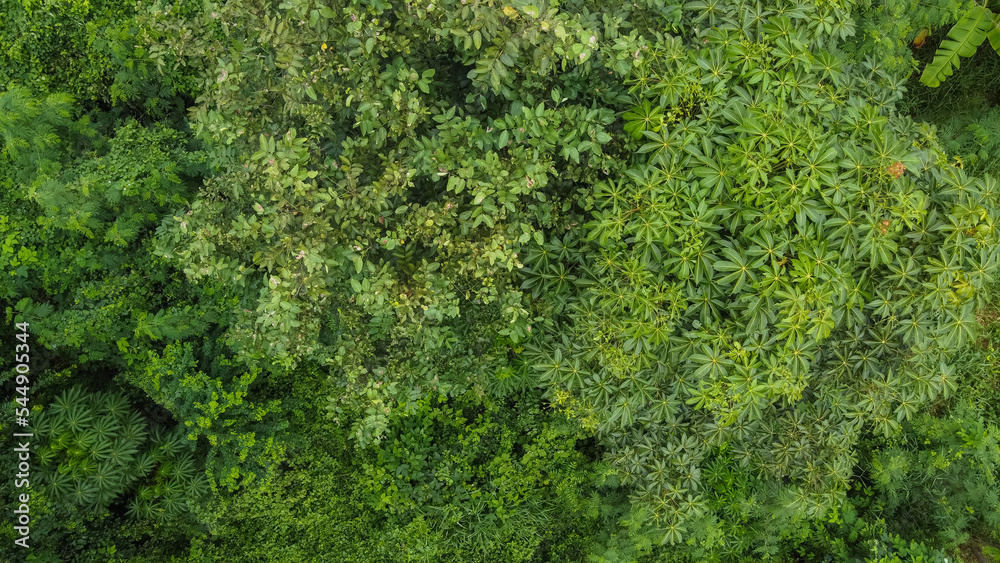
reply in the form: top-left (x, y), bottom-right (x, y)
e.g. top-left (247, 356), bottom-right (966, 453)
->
top-left (520, 0), bottom-right (1000, 552)
top-left (31, 384), bottom-right (209, 524)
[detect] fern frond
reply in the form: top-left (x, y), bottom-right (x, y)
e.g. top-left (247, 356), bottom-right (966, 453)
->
top-left (920, 6), bottom-right (998, 87)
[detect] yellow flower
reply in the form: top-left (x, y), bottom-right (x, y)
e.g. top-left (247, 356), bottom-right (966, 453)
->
top-left (321, 43), bottom-right (328, 50)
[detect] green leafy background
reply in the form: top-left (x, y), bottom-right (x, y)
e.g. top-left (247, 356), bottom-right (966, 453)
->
top-left (0, 0), bottom-right (999, 561)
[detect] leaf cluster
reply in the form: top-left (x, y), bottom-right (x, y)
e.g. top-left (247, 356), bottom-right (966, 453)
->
top-left (32, 384), bottom-right (209, 524)
top-left (520, 0), bottom-right (1000, 549)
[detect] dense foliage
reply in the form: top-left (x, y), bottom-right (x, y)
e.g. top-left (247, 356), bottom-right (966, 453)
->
top-left (1, 0), bottom-right (1000, 561)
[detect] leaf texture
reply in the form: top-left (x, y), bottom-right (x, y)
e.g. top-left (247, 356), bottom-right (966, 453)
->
top-left (920, 6), bottom-right (997, 87)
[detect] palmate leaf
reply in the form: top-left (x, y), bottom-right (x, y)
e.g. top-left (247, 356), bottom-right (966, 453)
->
top-left (91, 415), bottom-right (122, 443)
top-left (920, 6), bottom-right (999, 88)
top-left (92, 463), bottom-right (125, 494)
top-left (605, 394), bottom-right (639, 428)
top-left (936, 302), bottom-right (978, 349)
top-left (692, 155), bottom-right (733, 197)
top-left (101, 392), bottom-right (131, 418)
top-left (106, 438), bottom-right (139, 467)
top-left (186, 472), bottom-right (210, 499)
top-left (688, 344), bottom-right (733, 380)
top-left (45, 470), bottom-right (73, 499)
top-left (159, 491), bottom-right (184, 518)
top-left (69, 478), bottom-right (99, 506)
top-left (714, 244), bottom-right (763, 293)
top-left (555, 358), bottom-right (589, 390)
top-left (623, 100), bottom-right (663, 140)
top-left (49, 385), bottom-right (86, 417)
top-left (120, 412), bottom-right (149, 443)
top-left (64, 405), bottom-right (95, 434)
top-left (534, 347), bottom-right (565, 383)
top-left (151, 426), bottom-right (186, 456)
top-left (490, 348), bottom-right (535, 397)
top-left (133, 451), bottom-right (157, 477)
top-left (31, 411), bottom-right (51, 439)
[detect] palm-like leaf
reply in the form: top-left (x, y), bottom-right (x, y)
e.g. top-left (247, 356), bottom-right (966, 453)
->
top-left (64, 404), bottom-right (94, 434)
top-left (69, 478), bottom-right (99, 506)
top-left (159, 491), bottom-right (184, 518)
top-left (134, 451), bottom-right (157, 476)
top-left (623, 100), bottom-right (663, 140)
top-left (101, 392), bottom-right (131, 418)
top-left (71, 456), bottom-right (96, 477)
top-left (86, 436), bottom-right (115, 463)
top-left (126, 498), bottom-right (144, 519)
top-left (153, 505), bottom-right (171, 524)
top-left (35, 445), bottom-right (57, 467)
top-left (91, 414), bottom-right (122, 443)
top-left (90, 391), bottom-right (113, 415)
top-left (161, 476), bottom-right (184, 499)
top-left (30, 411), bottom-right (50, 438)
top-left (119, 412), bottom-right (148, 443)
top-left (74, 429), bottom-right (98, 452)
top-left (127, 498), bottom-right (162, 521)
top-left (47, 417), bottom-right (70, 442)
top-left (151, 426), bottom-right (186, 455)
top-left (171, 454), bottom-right (197, 482)
top-left (92, 462), bottom-right (125, 494)
top-left (138, 485), bottom-right (156, 501)
top-left (185, 472), bottom-right (210, 499)
top-left (107, 438), bottom-right (139, 467)
top-left (49, 386), bottom-right (85, 417)
top-left (45, 470), bottom-right (73, 499)
top-left (157, 460), bottom-right (176, 480)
